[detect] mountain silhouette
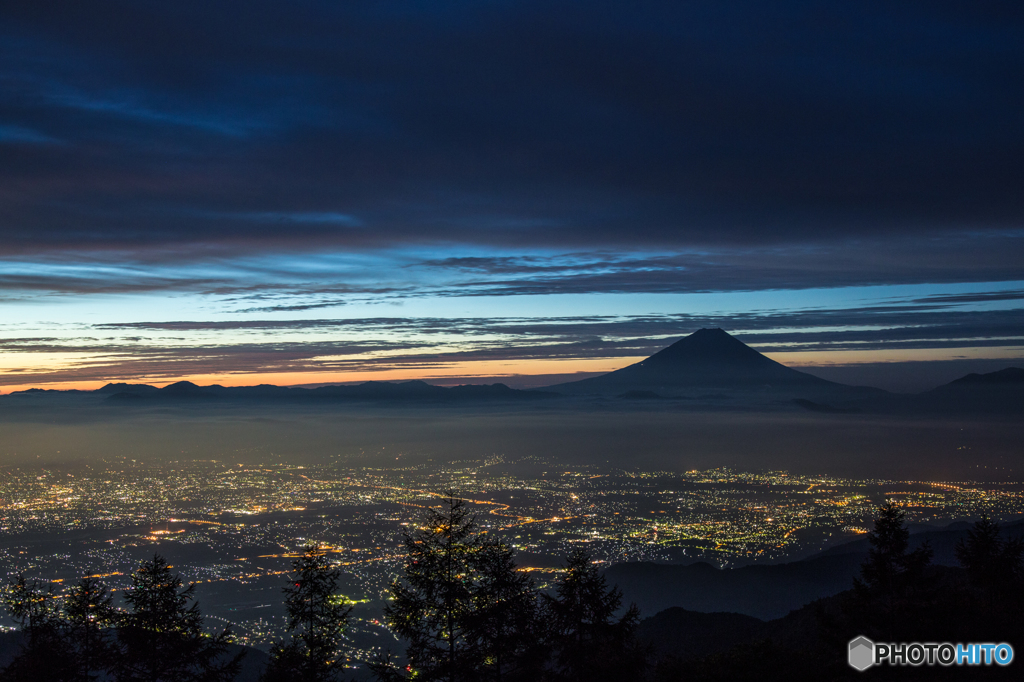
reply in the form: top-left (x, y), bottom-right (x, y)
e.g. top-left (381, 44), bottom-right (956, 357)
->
top-left (943, 366), bottom-right (1024, 387)
top-left (909, 366), bottom-right (1024, 414)
top-left (99, 380), bottom-right (558, 404)
top-left (160, 380), bottom-right (208, 393)
top-left (95, 382), bottom-right (160, 394)
top-left (546, 329), bottom-right (854, 398)
top-left (7, 336), bottom-right (1020, 414)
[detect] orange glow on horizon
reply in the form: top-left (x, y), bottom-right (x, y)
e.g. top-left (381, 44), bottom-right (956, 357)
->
top-left (766, 346), bottom-right (1024, 367)
top-left (2, 345), bottom-right (1021, 394)
top-left (0, 356), bottom-right (642, 394)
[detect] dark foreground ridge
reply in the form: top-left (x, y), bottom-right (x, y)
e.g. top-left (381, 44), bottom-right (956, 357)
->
top-left (632, 512), bottom-right (1024, 681)
top-left (609, 519), bottom-right (1024, 620)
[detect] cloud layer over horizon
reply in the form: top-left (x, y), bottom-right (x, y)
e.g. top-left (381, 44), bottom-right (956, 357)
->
top-left (2, 1), bottom-right (1022, 390)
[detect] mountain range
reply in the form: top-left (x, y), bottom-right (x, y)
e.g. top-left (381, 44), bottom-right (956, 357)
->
top-left (93, 379), bottom-right (558, 404)
top-left (3, 329), bottom-right (1021, 413)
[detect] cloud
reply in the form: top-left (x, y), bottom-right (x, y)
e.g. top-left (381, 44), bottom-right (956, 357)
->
top-left (416, 236), bottom-right (1024, 296)
top-left (7, 231), bottom-right (1021, 305)
top-left (2, 1), bottom-right (1022, 390)
top-left (0, 272), bottom-right (228, 296)
top-left (909, 290), bottom-right (1024, 305)
top-left (0, 124), bottom-right (60, 145)
top-left (0, 1), bottom-right (1021, 261)
top-left (191, 211), bottom-right (363, 227)
top-left (91, 303), bottom-right (1024, 351)
top-left (4, 292), bottom-right (1022, 387)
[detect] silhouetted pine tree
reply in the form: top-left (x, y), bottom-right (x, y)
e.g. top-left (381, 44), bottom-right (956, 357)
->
top-left (384, 495), bottom-right (486, 682)
top-left (261, 544), bottom-right (352, 682)
top-left (64, 577), bottom-right (118, 681)
top-left (381, 495), bottom-right (543, 682)
top-left (115, 554), bottom-right (241, 682)
top-left (543, 548), bottom-right (647, 682)
top-left (954, 514), bottom-right (1024, 643)
top-left (859, 502), bottom-right (934, 587)
top-left (466, 541), bottom-right (545, 682)
top-left (1, 575), bottom-right (120, 681)
top-left (0, 575), bottom-right (75, 681)
top-left (955, 514), bottom-right (1023, 600)
top-left (850, 502), bottom-right (935, 637)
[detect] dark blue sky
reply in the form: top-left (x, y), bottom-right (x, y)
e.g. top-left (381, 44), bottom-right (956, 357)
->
top-left (1, 1), bottom-right (1022, 391)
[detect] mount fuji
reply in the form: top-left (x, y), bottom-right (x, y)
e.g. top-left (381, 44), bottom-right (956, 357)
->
top-left (546, 328), bottom-right (878, 402)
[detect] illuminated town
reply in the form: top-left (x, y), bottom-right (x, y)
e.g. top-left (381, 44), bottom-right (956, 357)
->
top-left (0, 455), bottom-right (1021, 667)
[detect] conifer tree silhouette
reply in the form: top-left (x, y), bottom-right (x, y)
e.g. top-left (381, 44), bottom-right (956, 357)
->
top-left (2, 575), bottom-right (120, 681)
top-left (115, 554), bottom-right (241, 682)
top-left (844, 501), bottom-right (938, 643)
top-left (381, 495), bottom-right (543, 682)
top-left (467, 541), bottom-right (545, 682)
top-left (261, 544), bottom-right (352, 682)
top-left (544, 548), bottom-right (646, 682)
top-left (857, 503), bottom-right (932, 616)
top-left (858, 501), bottom-right (933, 597)
top-left (385, 495), bottom-right (485, 682)
top-left (0, 575), bottom-right (74, 681)
top-left (954, 514), bottom-right (1024, 642)
top-left (955, 513), bottom-right (1024, 601)
top-left (64, 577), bottom-right (118, 681)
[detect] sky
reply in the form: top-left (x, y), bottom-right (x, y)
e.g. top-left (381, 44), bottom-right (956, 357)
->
top-left (2, 0), bottom-right (1023, 393)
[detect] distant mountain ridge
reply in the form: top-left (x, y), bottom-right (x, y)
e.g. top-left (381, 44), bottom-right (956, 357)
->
top-left (945, 367), bottom-right (1024, 386)
top-left (1, 378), bottom-right (559, 405)
top-left (95, 379), bottom-right (558, 404)
top-left (864, 364), bottom-right (1024, 415)
top-left (4, 329), bottom-right (1021, 413)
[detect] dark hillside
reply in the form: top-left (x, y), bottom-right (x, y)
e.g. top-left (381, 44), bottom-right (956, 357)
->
top-left (608, 553), bottom-right (864, 620)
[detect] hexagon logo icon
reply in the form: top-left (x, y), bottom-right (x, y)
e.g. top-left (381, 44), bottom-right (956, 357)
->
top-left (848, 636), bottom-right (875, 671)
